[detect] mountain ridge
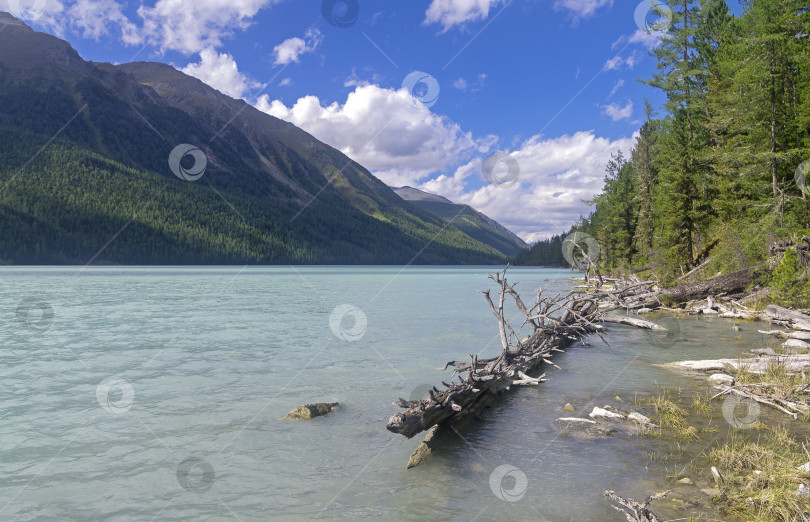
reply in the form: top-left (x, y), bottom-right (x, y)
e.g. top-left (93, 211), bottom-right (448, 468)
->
top-left (0, 13), bottom-right (523, 264)
top-left (393, 186), bottom-right (528, 256)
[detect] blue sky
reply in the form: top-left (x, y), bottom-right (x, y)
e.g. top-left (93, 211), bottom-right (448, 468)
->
top-left (5, 0), bottom-right (679, 242)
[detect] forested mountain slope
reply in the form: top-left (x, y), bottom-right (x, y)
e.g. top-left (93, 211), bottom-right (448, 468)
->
top-left (0, 13), bottom-right (517, 265)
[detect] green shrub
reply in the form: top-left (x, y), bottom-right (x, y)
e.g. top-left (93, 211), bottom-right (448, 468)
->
top-left (769, 248), bottom-right (810, 308)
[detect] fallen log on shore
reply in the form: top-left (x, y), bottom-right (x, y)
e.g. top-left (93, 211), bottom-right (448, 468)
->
top-left (617, 269), bottom-right (754, 310)
top-left (601, 314), bottom-right (667, 331)
top-left (660, 354), bottom-right (810, 374)
top-left (765, 305), bottom-right (810, 331)
top-left (386, 266), bottom-right (603, 439)
top-left (758, 329), bottom-right (810, 341)
top-left (712, 383), bottom-right (807, 420)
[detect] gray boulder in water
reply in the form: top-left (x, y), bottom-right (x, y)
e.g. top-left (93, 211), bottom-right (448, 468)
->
top-left (284, 402), bottom-right (339, 420)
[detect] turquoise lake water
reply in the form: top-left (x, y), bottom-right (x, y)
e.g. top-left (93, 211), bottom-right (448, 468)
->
top-left (0, 266), bottom-right (771, 520)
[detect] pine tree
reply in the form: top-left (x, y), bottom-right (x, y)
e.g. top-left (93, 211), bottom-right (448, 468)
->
top-left (632, 99), bottom-right (661, 258)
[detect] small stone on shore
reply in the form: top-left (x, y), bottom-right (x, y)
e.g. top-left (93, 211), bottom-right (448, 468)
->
top-left (677, 477), bottom-right (693, 485)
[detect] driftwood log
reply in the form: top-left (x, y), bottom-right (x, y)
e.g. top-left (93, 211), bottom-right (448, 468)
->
top-left (601, 314), bottom-right (667, 331)
top-left (712, 383), bottom-right (807, 420)
top-left (386, 266), bottom-right (603, 439)
top-left (766, 305), bottom-right (810, 331)
top-left (613, 269), bottom-right (754, 310)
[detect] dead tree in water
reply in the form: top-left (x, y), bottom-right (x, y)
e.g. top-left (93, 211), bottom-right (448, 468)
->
top-left (386, 265), bottom-right (602, 438)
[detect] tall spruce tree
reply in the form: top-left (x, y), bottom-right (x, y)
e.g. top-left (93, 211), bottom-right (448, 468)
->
top-left (647, 0), bottom-right (707, 270)
top-left (632, 100), bottom-right (661, 258)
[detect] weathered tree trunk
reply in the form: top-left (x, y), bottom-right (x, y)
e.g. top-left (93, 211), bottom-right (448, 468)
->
top-left (601, 314), bottom-right (667, 331)
top-left (621, 269), bottom-right (754, 309)
top-left (766, 305), bottom-right (810, 331)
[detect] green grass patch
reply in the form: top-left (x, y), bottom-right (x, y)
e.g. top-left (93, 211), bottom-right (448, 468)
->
top-left (709, 425), bottom-right (810, 521)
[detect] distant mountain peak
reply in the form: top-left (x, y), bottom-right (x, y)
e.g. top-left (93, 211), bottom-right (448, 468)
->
top-left (392, 186), bottom-right (528, 253)
top-left (392, 186), bottom-right (453, 204)
top-left (0, 12), bottom-right (30, 28)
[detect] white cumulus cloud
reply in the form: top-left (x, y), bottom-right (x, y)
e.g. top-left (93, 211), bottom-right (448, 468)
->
top-left (604, 51), bottom-right (639, 71)
top-left (255, 85), bottom-right (483, 186)
top-left (181, 47), bottom-right (262, 99)
top-left (628, 28), bottom-right (662, 49)
top-left (136, 0), bottom-right (279, 55)
top-left (424, 0), bottom-right (507, 32)
top-left (273, 29), bottom-right (322, 65)
top-left (65, 0), bottom-right (138, 42)
top-left (422, 131), bottom-right (637, 241)
top-left (554, 0), bottom-right (613, 19)
top-left (5, 0), bottom-right (281, 55)
top-left (601, 99), bottom-right (633, 121)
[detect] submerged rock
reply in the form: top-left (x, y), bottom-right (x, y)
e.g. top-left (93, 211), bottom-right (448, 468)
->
top-left (701, 487), bottom-right (722, 497)
top-left (284, 402), bottom-right (339, 420)
top-left (562, 403), bottom-right (576, 412)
